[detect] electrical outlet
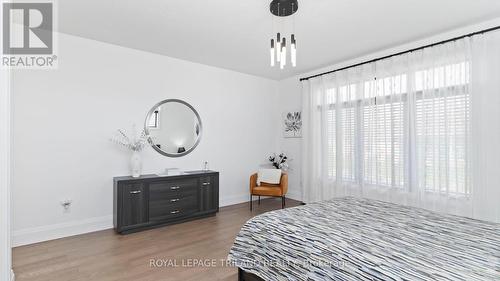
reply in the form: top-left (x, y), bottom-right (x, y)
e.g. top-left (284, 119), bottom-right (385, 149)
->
top-left (60, 199), bottom-right (72, 213)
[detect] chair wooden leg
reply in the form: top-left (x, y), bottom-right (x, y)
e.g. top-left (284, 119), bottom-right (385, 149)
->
top-left (250, 194), bottom-right (252, 211)
top-left (283, 196), bottom-right (286, 207)
top-left (282, 196), bottom-right (285, 209)
top-left (258, 196), bottom-right (261, 205)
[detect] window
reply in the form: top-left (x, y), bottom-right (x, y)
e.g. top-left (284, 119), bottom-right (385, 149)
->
top-left (362, 101), bottom-right (405, 187)
top-left (339, 84), bottom-right (358, 182)
top-left (327, 109), bottom-right (336, 178)
top-left (323, 63), bottom-right (470, 195)
top-left (415, 62), bottom-right (471, 194)
top-left (324, 86), bottom-right (358, 181)
top-left (148, 110), bottom-right (160, 128)
top-left (341, 106), bottom-right (356, 182)
top-left (325, 88), bottom-right (336, 178)
top-left (362, 75), bottom-right (406, 188)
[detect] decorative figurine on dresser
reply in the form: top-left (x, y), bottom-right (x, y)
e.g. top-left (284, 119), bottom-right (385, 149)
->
top-left (113, 99), bottom-right (219, 234)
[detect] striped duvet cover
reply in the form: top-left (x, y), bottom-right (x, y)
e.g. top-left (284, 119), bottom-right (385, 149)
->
top-left (228, 197), bottom-right (500, 281)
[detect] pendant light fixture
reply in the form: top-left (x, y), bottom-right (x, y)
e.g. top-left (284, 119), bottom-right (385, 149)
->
top-left (269, 0), bottom-right (298, 69)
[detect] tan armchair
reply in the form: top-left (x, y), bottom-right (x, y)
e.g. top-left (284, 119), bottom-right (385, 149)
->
top-left (249, 172), bottom-right (288, 210)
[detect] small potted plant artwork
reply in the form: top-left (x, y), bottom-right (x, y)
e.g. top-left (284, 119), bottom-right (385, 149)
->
top-left (283, 111), bottom-right (302, 138)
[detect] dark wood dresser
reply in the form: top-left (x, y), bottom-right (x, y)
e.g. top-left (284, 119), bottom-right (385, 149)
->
top-left (113, 170), bottom-right (219, 234)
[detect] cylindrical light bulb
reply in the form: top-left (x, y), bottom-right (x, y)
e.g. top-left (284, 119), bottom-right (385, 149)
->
top-left (281, 37), bottom-right (287, 66)
top-left (270, 39), bottom-right (275, 67)
top-left (280, 39), bottom-right (284, 69)
top-left (291, 35), bottom-right (296, 67)
top-left (276, 33), bottom-right (281, 62)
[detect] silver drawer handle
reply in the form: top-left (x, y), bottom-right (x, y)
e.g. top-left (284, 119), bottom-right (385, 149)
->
top-left (202, 182), bottom-right (210, 186)
top-left (170, 198), bottom-right (180, 203)
top-left (170, 186), bottom-right (180, 190)
top-left (170, 210), bottom-right (180, 214)
top-left (130, 190), bottom-right (141, 194)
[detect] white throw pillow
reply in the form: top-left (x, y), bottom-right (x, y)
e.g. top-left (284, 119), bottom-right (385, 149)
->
top-left (257, 169), bottom-right (282, 185)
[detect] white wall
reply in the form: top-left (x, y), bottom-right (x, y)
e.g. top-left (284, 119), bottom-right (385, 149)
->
top-left (1, 55), bottom-right (13, 281)
top-left (0, 2), bottom-right (13, 279)
top-left (275, 17), bottom-right (500, 202)
top-left (11, 32), bottom-right (279, 246)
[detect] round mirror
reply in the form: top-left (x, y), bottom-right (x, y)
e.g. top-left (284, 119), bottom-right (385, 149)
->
top-left (144, 99), bottom-right (202, 157)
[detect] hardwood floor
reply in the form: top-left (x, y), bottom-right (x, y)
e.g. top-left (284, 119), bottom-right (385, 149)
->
top-left (13, 198), bottom-right (301, 281)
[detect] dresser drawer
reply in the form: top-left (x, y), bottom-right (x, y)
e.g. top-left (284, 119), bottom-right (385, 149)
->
top-left (199, 176), bottom-right (212, 187)
top-left (149, 194), bottom-right (198, 221)
top-left (149, 178), bottom-right (198, 198)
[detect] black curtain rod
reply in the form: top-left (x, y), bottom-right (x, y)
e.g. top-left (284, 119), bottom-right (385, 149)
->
top-left (299, 25), bottom-right (500, 82)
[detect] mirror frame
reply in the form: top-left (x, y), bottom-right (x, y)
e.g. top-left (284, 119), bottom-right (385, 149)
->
top-left (144, 99), bottom-right (203, 158)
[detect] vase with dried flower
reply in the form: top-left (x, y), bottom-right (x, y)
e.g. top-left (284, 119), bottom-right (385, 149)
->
top-left (110, 126), bottom-right (150, 178)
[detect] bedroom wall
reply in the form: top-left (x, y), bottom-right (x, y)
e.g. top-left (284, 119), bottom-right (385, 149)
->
top-left (275, 17), bottom-right (500, 202)
top-left (11, 32), bottom-right (280, 246)
top-left (0, 14), bottom-right (13, 278)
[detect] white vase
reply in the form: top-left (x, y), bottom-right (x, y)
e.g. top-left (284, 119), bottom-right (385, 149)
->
top-left (130, 151), bottom-right (142, 178)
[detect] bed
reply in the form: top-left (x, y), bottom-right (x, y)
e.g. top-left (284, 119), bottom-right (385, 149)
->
top-left (228, 197), bottom-right (500, 281)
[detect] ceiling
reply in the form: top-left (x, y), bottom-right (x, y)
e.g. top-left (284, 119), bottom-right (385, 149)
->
top-left (54, 0), bottom-right (500, 80)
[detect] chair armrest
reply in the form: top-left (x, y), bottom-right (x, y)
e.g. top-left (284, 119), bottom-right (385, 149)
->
top-left (280, 173), bottom-right (288, 195)
top-left (250, 173), bottom-right (258, 192)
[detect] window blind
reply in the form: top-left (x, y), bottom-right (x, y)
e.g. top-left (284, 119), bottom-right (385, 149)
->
top-left (323, 62), bottom-right (470, 195)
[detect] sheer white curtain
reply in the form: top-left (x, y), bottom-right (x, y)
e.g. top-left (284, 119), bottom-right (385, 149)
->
top-left (302, 31), bottom-right (500, 222)
top-left (470, 31), bottom-right (500, 223)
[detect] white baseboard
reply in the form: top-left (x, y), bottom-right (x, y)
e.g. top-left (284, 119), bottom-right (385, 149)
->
top-left (219, 193), bottom-right (250, 207)
top-left (286, 190), bottom-right (302, 202)
top-left (12, 193), bottom-right (250, 247)
top-left (12, 215), bottom-right (113, 247)
top-left (12, 192), bottom-right (301, 247)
